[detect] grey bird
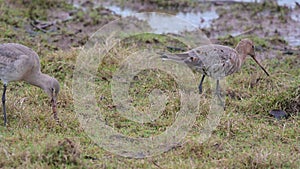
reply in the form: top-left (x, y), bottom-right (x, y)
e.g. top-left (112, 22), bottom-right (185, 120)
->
top-left (161, 39), bottom-right (270, 94)
top-left (0, 43), bottom-right (60, 126)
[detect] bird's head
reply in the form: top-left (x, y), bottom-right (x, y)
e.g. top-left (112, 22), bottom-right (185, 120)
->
top-left (237, 39), bottom-right (270, 76)
top-left (241, 39), bottom-right (256, 57)
top-left (43, 77), bottom-right (60, 117)
top-left (45, 77), bottom-right (60, 101)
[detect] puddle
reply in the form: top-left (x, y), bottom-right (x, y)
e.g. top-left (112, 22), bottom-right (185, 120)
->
top-left (104, 5), bottom-right (134, 17)
top-left (132, 13), bottom-right (200, 34)
top-left (103, 0), bottom-right (298, 30)
top-left (291, 12), bottom-right (300, 22)
top-left (103, 2), bottom-right (300, 46)
top-left (104, 5), bottom-right (219, 29)
top-left (277, 0), bottom-right (298, 8)
top-left (72, 0), bottom-right (298, 30)
top-left (71, 0), bottom-right (300, 46)
top-left (231, 0), bottom-right (298, 8)
top-left (285, 36), bottom-right (300, 47)
top-left (71, 1), bottom-right (218, 33)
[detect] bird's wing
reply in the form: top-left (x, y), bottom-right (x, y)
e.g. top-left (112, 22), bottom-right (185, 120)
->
top-left (161, 50), bottom-right (206, 73)
top-left (193, 45), bottom-right (240, 77)
top-left (161, 44), bottom-right (240, 77)
top-left (0, 44), bottom-right (39, 82)
top-left (0, 46), bottom-right (19, 70)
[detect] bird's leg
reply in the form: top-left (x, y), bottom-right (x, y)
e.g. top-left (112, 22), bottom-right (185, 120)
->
top-left (215, 80), bottom-right (225, 110)
top-left (198, 75), bottom-right (206, 94)
top-left (2, 84), bottom-right (7, 126)
top-left (216, 79), bottom-right (220, 94)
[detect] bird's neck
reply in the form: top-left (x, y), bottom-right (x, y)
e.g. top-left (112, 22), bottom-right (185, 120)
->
top-left (25, 72), bottom-right (51, 91)
top-left (235, 44), bottom-right (248, 65)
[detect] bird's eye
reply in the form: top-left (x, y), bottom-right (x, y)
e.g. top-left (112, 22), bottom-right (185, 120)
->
top-left (252, 45), bottom-right (255, 49)
top-left (190, 57), bottom-right (196, 62)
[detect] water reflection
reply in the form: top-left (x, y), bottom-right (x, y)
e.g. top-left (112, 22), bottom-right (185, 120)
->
top-left (104, 5), bottom-right (219, 29)
top-left (71, 0), bottom-right (300, 46)
top-left (227, 0), bottom-right (297, 8)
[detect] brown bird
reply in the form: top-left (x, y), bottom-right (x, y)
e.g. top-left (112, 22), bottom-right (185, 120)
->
top-left (161, 39), bottom-right (270, 94)
top-left (0, 43), bottom-right (60, 126)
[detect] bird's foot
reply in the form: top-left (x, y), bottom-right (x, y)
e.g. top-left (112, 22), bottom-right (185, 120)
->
top-left (215, 91), bottom-right (226, 110)
top-left (198, 88), bottom-right (203, 94)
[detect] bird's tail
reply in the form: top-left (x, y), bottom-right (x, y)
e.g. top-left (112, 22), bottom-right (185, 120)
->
top-left (160, 52), bottom-right (189, 63)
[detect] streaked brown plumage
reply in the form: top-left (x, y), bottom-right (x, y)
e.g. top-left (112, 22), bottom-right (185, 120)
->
top-left (162, 39), bottom-right (269, 93)
top-left (0, 43), bottom-right (60, 126)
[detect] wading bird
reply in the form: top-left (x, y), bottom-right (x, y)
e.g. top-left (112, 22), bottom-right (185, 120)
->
top-left (0, 43), bottom-right (60, 126)
top-left (161, 39), bottom-right (269, 94)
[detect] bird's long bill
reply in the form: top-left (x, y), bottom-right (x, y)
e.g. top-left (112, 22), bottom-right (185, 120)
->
top-left (251, 56), bottom-right (270, 76)
top-left (51, 98), bottom-right (58, 122)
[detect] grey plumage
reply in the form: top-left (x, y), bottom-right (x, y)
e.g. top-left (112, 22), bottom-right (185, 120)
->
top-left (162, 44), bottom-right (242, 78)
top-left (161, 39), bottom-right (269, 94)
top-left (0, 43), bottom-right (60, 126)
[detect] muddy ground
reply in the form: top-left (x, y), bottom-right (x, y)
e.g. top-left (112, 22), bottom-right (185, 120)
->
top-left (1, 0), bottom-right (300, 55)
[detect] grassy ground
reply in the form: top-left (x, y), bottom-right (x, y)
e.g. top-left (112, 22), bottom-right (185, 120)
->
top-left (0, 0), bottom-right (299, 168)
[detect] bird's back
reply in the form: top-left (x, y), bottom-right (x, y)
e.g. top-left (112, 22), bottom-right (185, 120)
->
top-left (0, 43), bottom-right (41, 83)
top-left (164, 44), bottom-right (241, 78)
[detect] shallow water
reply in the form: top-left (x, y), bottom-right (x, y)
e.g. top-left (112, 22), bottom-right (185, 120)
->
top-left (104, 5), bottom-right (219, 29)
top-left (72, 0), bottom-right (300, 46)
top-left (231, 0), bottom-right (297, 8)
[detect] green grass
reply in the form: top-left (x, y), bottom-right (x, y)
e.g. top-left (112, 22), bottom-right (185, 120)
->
top-left (0, 0), bottom-right (299, 168)
top-left (115, 0), bottom-right (198, 8)
top-left (0, 42), bottom-right (299, 168)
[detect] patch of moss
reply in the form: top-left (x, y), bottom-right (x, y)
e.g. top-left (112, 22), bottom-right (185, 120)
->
top-left (218, 35), bottom-right (273, 49)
